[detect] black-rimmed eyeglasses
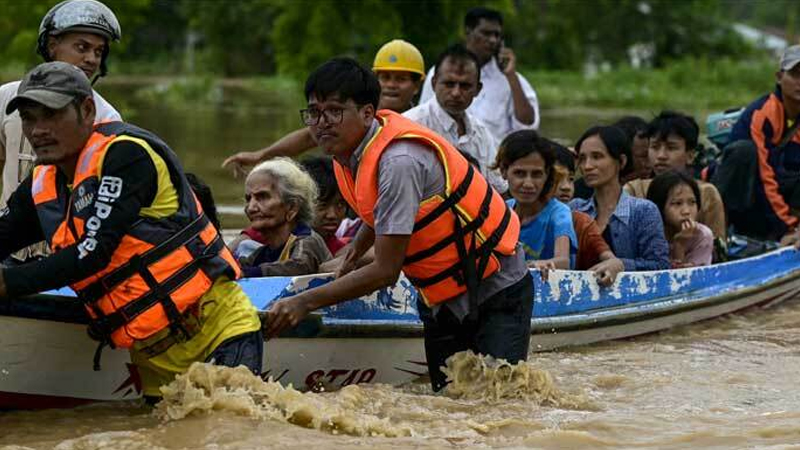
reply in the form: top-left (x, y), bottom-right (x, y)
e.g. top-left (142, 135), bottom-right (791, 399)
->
top-left (300, 107), bottom-right (346, 126)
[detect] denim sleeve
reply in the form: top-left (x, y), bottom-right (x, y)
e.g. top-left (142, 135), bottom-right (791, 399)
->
top-left (619, 201), bottom-right (670, 271)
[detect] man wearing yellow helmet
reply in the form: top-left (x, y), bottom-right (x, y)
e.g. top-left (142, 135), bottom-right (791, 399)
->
top-left (222, 40), bottom-right (425, 177)
top-left (372, 39), bottom-right (426, 113)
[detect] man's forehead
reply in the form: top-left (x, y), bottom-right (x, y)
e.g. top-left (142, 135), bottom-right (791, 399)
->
top-left (308, 93), bottom-right (349, 105)
top-left (439, 58), bottom-right (478, 76)
top-left (475, 18), bottom-right (502, 31)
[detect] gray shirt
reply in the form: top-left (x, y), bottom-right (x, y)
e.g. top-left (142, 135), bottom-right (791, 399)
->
top-left (347, 120), bottom-right (527, 320)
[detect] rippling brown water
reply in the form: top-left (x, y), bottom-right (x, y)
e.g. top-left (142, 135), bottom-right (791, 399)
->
top-left (3, 300), bottom-right (800, 449)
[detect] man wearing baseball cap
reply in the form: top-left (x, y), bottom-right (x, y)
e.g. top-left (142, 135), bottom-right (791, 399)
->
top-left (0, 62), bottom-right (262, 402)
top-left (711, 45), bottom-right (800, 243)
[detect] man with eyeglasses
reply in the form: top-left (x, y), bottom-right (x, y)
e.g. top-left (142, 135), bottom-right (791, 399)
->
top-left (264, 58), bottom-right (533, 392)
top-left (420, 7), bottom-right (539, 141)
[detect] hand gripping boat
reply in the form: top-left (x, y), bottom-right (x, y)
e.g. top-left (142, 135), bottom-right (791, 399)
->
top-left (2, 247), bottom-right (800, 409)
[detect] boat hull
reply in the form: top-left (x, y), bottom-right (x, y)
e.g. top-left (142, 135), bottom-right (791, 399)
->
top-left (2, 248), bottom-right (800, 409)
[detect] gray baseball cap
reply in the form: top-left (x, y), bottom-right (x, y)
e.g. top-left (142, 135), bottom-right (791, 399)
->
top-left (6, 61), bottom-right (92, 115)
top-left (780, 45), bottom-right (800, 71)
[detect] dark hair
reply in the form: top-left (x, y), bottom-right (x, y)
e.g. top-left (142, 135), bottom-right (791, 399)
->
top-left (301, 156), bottom-right (339, 204)
top-left (646, 169), bottom-right (702, 219)
top-left (547, 139), bottom-right (575, 173)
top-left (645, 110), bottom-right (699, 151)
top-left (495, 130), bottom-right (557, 198)
top-left (186, 172), bottom-right (221, 230)
top-left (464, 7), bottom-right (503, 29)
top-left (575, 125), bottom-right (632, 178)
top-left (614, 116), bottom-right (648, 141)
top-left (304, 57), bottom-right (381, 111)
top-left (434, 43), bottom-right (481, 82)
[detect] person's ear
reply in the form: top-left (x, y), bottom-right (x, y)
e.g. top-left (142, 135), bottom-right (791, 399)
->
top-left (46, 36), bottom-right (59, 59)
top-left (475, 80), bottom-right (483, 95)
top-left (78, 96), bottom-right (95, 127)
top-left (286, 203), bottom-right (299, 223)
top-left (619, 153), bottom-right (628, 172)
top-left (776, 70), bottom-right (784, 84)
top-left (361, 104), bottom-right (375, 125)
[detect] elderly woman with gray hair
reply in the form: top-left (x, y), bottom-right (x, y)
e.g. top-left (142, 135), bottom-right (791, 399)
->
top-left (230, 157), bottom-right (332, 277)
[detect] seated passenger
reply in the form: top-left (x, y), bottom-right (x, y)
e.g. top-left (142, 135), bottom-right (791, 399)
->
top-left (230, 158), bottom-right (332, 277)
top-left (648, 170), bottom-right (714, 268)
top-left (301, 156), bottom-right (349, 256)
top-left (712, 45), bottom-right (800, 243)
top-left (551, 142), bottom-right (623, 284)
top-left (614, 116), bottom-right (650, 184)
top-left (570, 125), bottom-right (670, 271)
top-left (624, 111), bottom-right (726, 240)
top-left (495, 130), bottom-right (577, 269)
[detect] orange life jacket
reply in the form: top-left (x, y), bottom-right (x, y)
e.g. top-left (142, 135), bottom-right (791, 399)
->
top-left (31, 122), bottom-right (241, 349)
top-left (333, 110), bottom-right (520, 306)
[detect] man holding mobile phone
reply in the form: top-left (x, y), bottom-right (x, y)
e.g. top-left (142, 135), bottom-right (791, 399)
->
top-left (420, 7), bottom-right (539, 141)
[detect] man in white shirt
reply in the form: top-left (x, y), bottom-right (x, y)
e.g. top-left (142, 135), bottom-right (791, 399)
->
top-left (0, 0), bottom-right (123, 207)
top-left (420, 7), bottom-right (539, 141)
top-left (404, 44), bottom-right (507, 193)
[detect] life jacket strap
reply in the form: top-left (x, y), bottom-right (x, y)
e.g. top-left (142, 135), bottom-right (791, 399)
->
top-left (412, 164), bottom-right (476, 233)
top-left (79, 214), bottom-right (211, 304)
top-left (84, 235), bottom-right (225, 341)
top-left (405, 177), bottom-right (494, 265)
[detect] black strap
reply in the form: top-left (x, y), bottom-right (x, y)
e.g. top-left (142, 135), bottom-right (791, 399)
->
top-left (86, 235), bottom-right (224, 340)
top-left (406, 205), bottom-right (512, 289)
top-left (413, 165), bottom-right (475, 233)
top-left (405, 180), bottom-right (494, 265)
top-left (80, 214), bottom-right (211, 304)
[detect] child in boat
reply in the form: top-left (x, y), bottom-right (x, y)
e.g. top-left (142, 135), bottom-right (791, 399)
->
top-left (647, 170), bottom-right (714, 268)
top-left (230, 158), bottom-right (332, 277)
top-left (550, 141), bottom-right (624, 284)
top-left (495, 130), bottom-right (577, 270)
top-left (301, 156), bottom-right (349, 256)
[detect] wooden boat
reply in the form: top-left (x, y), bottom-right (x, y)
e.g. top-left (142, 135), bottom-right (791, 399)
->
top-left (2, 247), bottom-right (799, 409)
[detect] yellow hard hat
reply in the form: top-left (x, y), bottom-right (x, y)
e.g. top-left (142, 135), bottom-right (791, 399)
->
top-left (372, 39), bottom-right (426, 79)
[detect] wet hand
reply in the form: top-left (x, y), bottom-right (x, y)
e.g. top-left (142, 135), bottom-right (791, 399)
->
top-left (264, 297), bottom-right (310, 338)
top-left (590, 258), bottom-right (624, 287)
top-left (779, 229), bottom-right (800, 249)
top-left (528, 260), bottom-right (555, 281)
top-left (335, 249), bottom-right (359, 279)
top-left (221, 152), bottom-right (260, 178)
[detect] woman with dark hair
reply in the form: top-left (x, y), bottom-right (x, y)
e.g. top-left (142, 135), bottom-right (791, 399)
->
top-left (569, 126), bottom-right (669, 271)
top-left (647, 170), bottom-right (713, 268)
top-left (495, 130), bottom-right (577, 270)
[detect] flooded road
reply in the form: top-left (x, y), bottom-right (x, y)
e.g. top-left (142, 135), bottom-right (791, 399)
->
top-left (4, 300), bottom-right (800, 449)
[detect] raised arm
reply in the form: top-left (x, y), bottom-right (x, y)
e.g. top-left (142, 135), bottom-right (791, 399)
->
top-left (222, 128), bottom-right (317, 177)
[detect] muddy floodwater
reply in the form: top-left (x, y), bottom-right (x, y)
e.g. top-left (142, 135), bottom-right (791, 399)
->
top-left (1, 79), bottom-right (793, 449)
top-left (3, 301), bottom-right (800, 449)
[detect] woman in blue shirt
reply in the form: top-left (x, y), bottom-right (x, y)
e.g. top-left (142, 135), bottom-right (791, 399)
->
top-left (569, 126), bottom-right (670, 271)
top-left (495, 130), bottom-right (577, 269)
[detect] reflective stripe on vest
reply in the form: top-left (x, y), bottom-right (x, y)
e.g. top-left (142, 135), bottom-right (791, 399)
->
top-left (31, 122), bottom-right (241, 349)
top-left (333, 110), bottom-right (520, 306)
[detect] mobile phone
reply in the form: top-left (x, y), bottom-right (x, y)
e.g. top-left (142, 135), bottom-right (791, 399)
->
top-left (496, 39), bottom-right (509, 71)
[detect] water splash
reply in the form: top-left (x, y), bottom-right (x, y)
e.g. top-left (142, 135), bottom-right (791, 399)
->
top-left (442, 350), bottom-right (595, 410)
top-left (155, 363), bottom-right (413, 437)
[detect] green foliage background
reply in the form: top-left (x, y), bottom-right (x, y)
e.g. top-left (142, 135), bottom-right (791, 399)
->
top-left (1, 0), bottom-right (796, 78)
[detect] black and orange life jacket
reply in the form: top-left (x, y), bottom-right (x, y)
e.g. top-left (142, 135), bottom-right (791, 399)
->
top-left (31, 122), bottom-right (241, 349)
top-left (333, 110), bottom-right (520, 307)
